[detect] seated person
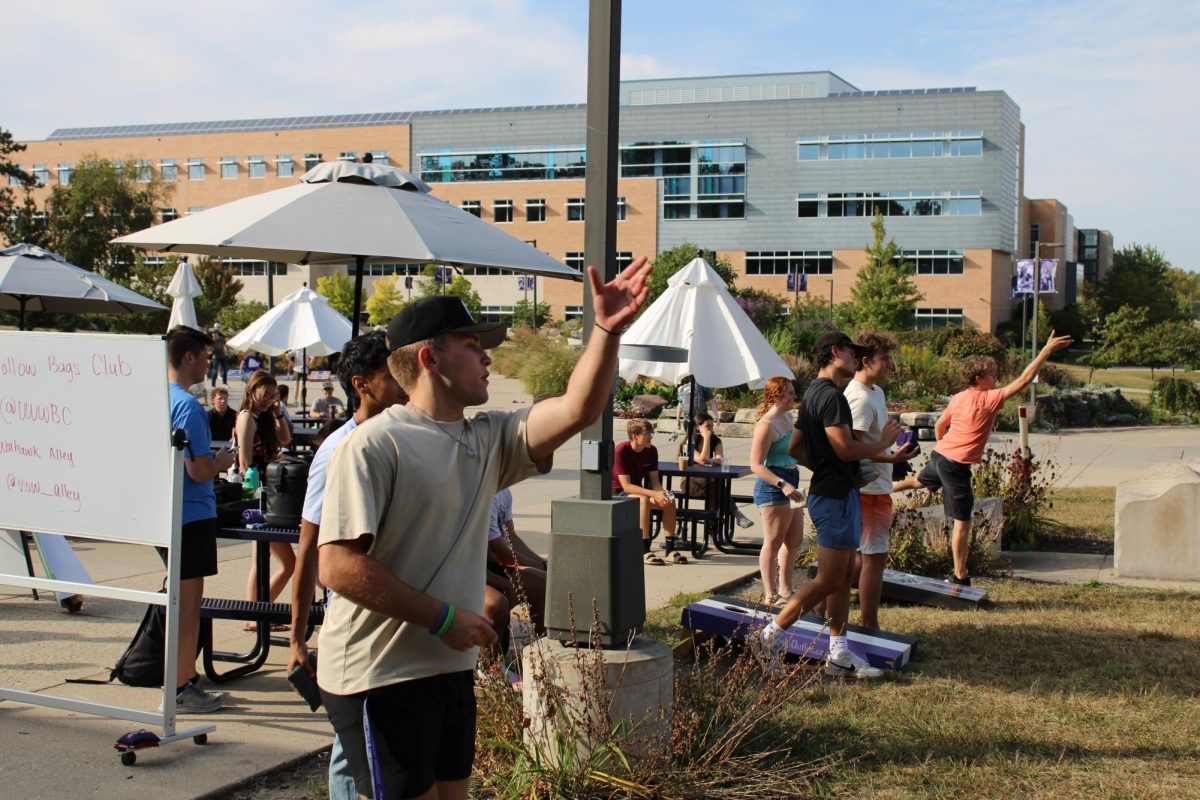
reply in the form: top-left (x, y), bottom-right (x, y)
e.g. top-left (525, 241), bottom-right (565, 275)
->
top-left (613, 419), bottom-right (685, 564)
top-left (677, 412), bottom-right (754, 529)
top-left (207, 386), bottom-right (237, 442)
top-left (276, 385), bottom-right (295, 437)
top-left (486, 488), bottom-right (548, 635)
top-left (310, 382), bottom-right (345, 419)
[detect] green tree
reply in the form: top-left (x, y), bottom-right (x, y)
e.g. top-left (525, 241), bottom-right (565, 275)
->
top-left (192, 257), bottom-right (244, 328)
top-left (647, 242), bottom-right (737, 304)
top-left (217, 300), bottom-right (268, 336)
top-left (1164, 267), bottom-right (1200, 321)
top-left (105, 256), bottom-right (173, 334)
top-left (1086, 305), bottom-right (1151, 383)
top-left (1097, 244), bottom-right (1179, 325)
top-left (366, 276), bottom-right (407, 325)
top-left (316, 271), bottom-right (357, 319)
top-left (1024, 299), bottom-right (1052, 348)
top-left (44, 157), bottom-right (171, 280)
top-left (844, 212), bottom-right (924, 331)
top-left (1153, 320), bottom-right (1200, 375)
top-left (0, 127), bottom-right (35, 246)
top-left (415, 265), bottom-right (482, 317)
top-left (512, 298), bottom-right (552, 328)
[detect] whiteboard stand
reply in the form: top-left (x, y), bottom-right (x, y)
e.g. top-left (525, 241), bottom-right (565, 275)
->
top-left (0, 331), bottom-right (217, 765)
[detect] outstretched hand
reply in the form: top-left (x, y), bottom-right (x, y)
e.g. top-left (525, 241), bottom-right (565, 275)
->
top-left (1042, 329), bottom-right (1073, 353)
top-left (587, 256), bottom-right (652, 334)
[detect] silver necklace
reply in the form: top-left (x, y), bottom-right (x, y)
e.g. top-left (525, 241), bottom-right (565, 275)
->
top-left (412, 406), bottom-right (477, 458)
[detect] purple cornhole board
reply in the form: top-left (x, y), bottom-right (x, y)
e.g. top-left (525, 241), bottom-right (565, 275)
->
top-left (806, 564), bottom-right (989, 609)
top-left (680, 595), bottom-right (917, 671)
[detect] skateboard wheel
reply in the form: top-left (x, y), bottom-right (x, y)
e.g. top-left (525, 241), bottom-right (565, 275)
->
top-left (194, 734), bottom-right (208, 745)
top-left (120, 751), bottom-right (136, 766)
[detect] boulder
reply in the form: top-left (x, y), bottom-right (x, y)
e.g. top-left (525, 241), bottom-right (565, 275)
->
top-left (629, 394), bottom-right (668, 419)
top-left (733, 408), bottom-right (759, 424)
top-left (715, 422), bottom-right (756, 438)
top-left (899, 411), bottom-right (941, 427)
top-left (1115, 460), bottom-right (1200, 581)
top-left (895, 496), bottom-right (1003, 555)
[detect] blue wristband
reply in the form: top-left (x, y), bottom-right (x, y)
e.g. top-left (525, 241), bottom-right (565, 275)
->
top-left (429, 602), bottom-right (450, 636)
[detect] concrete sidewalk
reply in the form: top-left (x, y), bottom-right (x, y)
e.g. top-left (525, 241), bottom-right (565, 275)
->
top-left (2, 375), bottom-right (1198, 797)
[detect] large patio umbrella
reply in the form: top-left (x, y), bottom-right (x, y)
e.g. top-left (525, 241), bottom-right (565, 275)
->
top-left (227, 285), bottom-right (353, 413)
top-left (165, 256), bottom-right (202, 330)
top-left (113, 160), bottom-right (582, 335)
top-left (618, 257), bottom-right (794, 457)
top-left (0, 243), bottom-right (167, 330)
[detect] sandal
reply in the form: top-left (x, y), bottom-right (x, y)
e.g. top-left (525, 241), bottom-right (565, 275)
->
top-left (643, 552), bottom-right (666, 566)
top-left (664, 550), bottom-right (688, 564)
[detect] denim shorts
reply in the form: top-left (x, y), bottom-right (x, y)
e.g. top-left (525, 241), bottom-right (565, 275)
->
top-left (807, 490), bottom-right (863, 550)
top-left (753, 466), bottom-right (800, 507)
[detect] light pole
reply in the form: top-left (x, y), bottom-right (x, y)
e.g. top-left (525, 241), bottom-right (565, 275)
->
top-left (1029, 241), bottom-right (1062, 415)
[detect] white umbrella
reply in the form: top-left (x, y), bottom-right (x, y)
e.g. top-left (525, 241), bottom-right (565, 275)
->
top-left (618, 257), bottom-right (794, 390)
top-left (0, 243), bottom-right (166, 330)
top-left (113, 160), bottom-right (581, 334)
top-left (165, 256), bottom-right (202, 330)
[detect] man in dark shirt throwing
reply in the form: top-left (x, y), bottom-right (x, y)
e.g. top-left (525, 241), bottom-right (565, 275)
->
top-left (760, 332), bottom-right (911, 678)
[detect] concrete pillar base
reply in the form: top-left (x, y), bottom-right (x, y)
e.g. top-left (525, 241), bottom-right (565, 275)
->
top-left (522, 635), bottom-right (673, 769)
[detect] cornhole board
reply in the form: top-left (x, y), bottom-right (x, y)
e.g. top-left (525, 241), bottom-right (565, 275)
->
top-left (807, 564), bottom-right (989, 610)
top-left (680, 595), bottom-right (916, 671)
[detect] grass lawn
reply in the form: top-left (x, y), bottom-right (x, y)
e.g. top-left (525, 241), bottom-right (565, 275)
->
top-left (652, 581), bottom-right (1200, 799)
top-left (1059, 364), bottom-right (1200, 394)
top-left (1041, 486), bottom-right (1115, 552)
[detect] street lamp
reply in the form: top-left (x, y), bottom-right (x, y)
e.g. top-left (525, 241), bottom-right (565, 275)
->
top-left (1029, 241), bottom-right (1062, 414)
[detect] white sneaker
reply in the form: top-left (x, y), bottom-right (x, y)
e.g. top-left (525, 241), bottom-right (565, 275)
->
top-left (734, 508), bottom-right (754, 529)
top-left (161, 683), bottom-right (224, 713)
top-left (824, 649), bottom-right (883, 679)
top-left (753, 625), bottom-right (786, 670)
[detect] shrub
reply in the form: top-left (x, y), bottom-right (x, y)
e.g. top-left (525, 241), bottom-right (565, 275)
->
top-left (1151, 377), bottom-right (1200, 416)
top-left (733, 288), bottom-right (786, 332)
top-left (972, 445), bottom-right (1060, 550)
top-left (614, 379), bottom-right (676, 415)
top-left (492, 326), bottom-right (580, 398)
top-left (764, 323), bottom-right (797, 358)
top-left (943, 332), bottom-right (1007, 363)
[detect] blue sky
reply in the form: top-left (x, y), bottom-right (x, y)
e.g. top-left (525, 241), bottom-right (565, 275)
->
top-left (6, 0), bottom-right (1197, 270)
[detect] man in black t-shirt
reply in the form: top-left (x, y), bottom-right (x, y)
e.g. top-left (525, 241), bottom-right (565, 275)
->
top-left (759, 332), bottom-right (908, 679)
top-left (207, 386), bottom-right (237, 442)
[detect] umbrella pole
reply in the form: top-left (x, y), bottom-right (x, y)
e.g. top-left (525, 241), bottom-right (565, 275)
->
top-left (350, 256), bottom-right (365, 338)
top-left (300, 347), bottom-right (308, 416)
top-left (18, 296), bottom-right (28, 331)
top-left (685, 375), bottom-right (696, 462)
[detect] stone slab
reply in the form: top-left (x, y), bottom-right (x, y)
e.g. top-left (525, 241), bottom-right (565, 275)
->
top-left (1115, 460), bottom-right (1200, 580)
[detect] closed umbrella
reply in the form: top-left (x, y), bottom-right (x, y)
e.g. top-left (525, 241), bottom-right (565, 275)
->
top-left (165, 256), bottom-right (202, 330)
top-left (0, 243), bottom-right (166, 330)
top-left (227, 286), bottom-right (353, 413)
top-left (114, 160), bottom-right (581, 336)
top-left (618, 257), bottom-right (794, 458)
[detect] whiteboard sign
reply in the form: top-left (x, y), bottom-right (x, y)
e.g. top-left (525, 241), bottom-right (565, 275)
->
top-left (0, 331), bottom-right (175, 546)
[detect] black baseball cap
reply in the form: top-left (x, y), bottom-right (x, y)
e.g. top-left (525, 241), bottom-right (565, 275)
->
top-left (386, 295), bottom-right (507, 351)
top-left (813, 331), bottom-right (868, 357)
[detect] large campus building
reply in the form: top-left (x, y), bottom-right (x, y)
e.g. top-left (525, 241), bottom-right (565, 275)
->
top-left (14, 71), bottom-right (1101, 332)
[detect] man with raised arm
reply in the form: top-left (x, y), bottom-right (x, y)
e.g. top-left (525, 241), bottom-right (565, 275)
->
top-left (760, 332), bottom-right (911, 679)
top-left (316, 258), bottom-right (651, 800)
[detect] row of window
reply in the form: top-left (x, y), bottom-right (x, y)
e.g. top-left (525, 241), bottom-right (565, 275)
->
top-left (461, 197), bottom-right (626, 224)
top-left (744, 249), bottom-right (966, 276)
top-left (797, 191), bottom-right (983, 218)
top-left (797, 131), bottom-right (983, 161)
top-left (12, 151), bottom-right (389, 187)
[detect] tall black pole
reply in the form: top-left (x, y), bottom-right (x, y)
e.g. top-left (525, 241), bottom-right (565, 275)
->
top-left (267, 262), bottom-right (275, 309)
top-left (350, 255), bottom-right (366, 337)
top-left (579, 0), bottom-right (621, 502)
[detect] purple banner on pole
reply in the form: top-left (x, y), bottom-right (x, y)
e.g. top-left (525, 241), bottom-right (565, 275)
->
top-left (1016, 259), bottom-right (1035, 294)
top-left (1038, 259), bottom-right (1057, 293)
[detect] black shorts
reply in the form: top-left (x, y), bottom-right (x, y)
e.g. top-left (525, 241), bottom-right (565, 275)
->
top-left (321, 671), bottom-right (476, 799)
top-left (156, 518), bottom-right (218, 580)
top-left (917, 450), bottom-right (974, 522)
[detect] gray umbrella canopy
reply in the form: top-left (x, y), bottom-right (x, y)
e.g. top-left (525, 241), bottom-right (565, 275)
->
top-left (0, 244), bottom-right (167, 329)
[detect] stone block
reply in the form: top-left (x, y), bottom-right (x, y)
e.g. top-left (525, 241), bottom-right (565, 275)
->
top-left (1115, 460), bottom-right (1200, 581)
top-left (733, 407), bottom-right (759, 424)
top-left (917, 428), bottom-right (936, 441)
top-left (714, 422), bottom-right (755, 438)
top-left (629, 394), bottom-right (668, 419)
top-left (523, 636), bottom-right (673, 768)
top-left (899, 411), bottom-right (941, 427)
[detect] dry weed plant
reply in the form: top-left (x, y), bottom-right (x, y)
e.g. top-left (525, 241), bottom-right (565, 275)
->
top-left (473, 595), bottom-right (836, 799)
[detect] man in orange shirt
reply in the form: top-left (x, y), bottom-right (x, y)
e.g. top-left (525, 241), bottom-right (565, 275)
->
top-left (918, 330), bottom-right (1073, 585)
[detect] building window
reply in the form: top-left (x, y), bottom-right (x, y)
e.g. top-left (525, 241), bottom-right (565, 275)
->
top-left (31, 164), bottom-right (49, 186)
top-left (1029, 223), bottom-right (1041, 258)
top-left (745, 251), bottom-right (833, 276)
top-left (247, 155), bottom-right (266, 179)
top-left (616, 251), bottom-right (634, 270)
top-left (339, 151), bottom-right (357, 162)
top-left (567, 197), bottom-right (585, 222)
top-left (368, 150), bottom-right (388, 164)
top-left (304, 153), bottom-right (322, 172)
top-left (526, 198), bottom-right (546, 223)
top-left (226, 259), bottom-right (287, 277)
top-left (188, 207), bottom-right (204, 214)
top-left (57, 163), bottom-right (73, 185)
top-left (220, 156), bottom-right (238, 179)
top-left (364, 263), bottom-right (424, 276)
top-left (462, 200), bottom-right (481, 218)
top-left (1083, 230), bottom-right (1098, 246)
top-left (616, 196), bottom-right (627, 221)
top-left (564, 252), bottom-right (585, 272)
top-left (187, 158), bottom-right (205, 180)
top-left (160, 208), bottom-right (179, 222)
top-left (9, 168), bottom-right (24, 187)
top-left (797, 190), bottom-right (981, 218)
top-left (902, 249), bottom-right (965, 275)
top-left (797, 131), bottom-right (984, 161)
top-left (134, 160), bottom-right (152, 182)
top-left (160, 159), bottom-right (178, 181)
top-left (418, 145), bottom-right (587, 183)
top-left (914, 308), bottom-right (964, 329)
top-left (564, 305), bottom-right (584, 321)
top-left (276, 155), bottom-right (294, 178)
top-left (494, 199), bottom-right (513, 223)
top-left (478, 305), bottom-right (516, 324)
top-left (1083, 247), bottom-right (1097, 260)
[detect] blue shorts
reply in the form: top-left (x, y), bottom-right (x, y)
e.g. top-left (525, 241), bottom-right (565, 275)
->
top-left (807, 490), bottom-right (863, 550)
top-left (753, 466), bottom-right (800, 507)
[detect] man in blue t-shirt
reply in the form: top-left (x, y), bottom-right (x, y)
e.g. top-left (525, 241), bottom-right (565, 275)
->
top-left (167, 326), bottom-right (236, 712)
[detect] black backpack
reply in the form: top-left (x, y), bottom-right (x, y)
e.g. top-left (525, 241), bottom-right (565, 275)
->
top-left (110, 601), bottom-right (168, 687)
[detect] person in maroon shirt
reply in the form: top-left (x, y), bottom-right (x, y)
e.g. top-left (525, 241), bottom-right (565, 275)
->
top-left (612, 419), bottom-right (684, 564)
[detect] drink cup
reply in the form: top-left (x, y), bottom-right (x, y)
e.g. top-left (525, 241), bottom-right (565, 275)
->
top-left (677, 455), bottom-right (689, 471)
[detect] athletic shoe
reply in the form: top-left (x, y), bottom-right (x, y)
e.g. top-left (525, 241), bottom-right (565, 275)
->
top-left (949, 575), bottom-right (972, 587)
top-left (752, 625), bottom-right (786, 671)
top-left (825, 649), bottom-right (883, 679)
top-left (161, 683), bottom-right (224, 713)
top-left (734, 508), bottom-right (755, 529)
